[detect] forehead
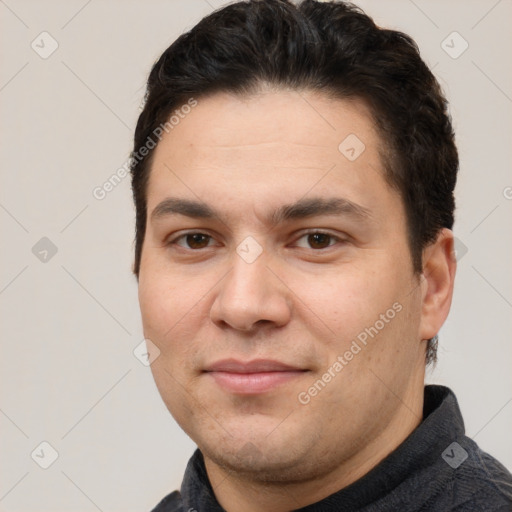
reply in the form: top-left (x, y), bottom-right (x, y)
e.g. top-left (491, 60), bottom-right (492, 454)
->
top-left (146, 90), bottom-right (398, 222)
top-left (153, 90), bottom-right (379, 161)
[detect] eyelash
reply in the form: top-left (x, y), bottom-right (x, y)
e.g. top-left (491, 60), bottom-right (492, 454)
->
top-left (167, 230), bottom-right (346, 251)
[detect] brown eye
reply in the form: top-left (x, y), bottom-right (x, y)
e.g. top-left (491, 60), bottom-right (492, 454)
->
top-left (185, 233), bottom-right (211, 249)
top-left (306, 233), bottom-right (334, 249)
top-left (172, 232), bottom-right (213, 249)
top-left (293, 231), bottom-right (346, 251)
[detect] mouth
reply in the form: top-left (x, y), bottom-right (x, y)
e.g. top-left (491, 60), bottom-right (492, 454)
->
top-left (203, 358), bottom-right (308, 395)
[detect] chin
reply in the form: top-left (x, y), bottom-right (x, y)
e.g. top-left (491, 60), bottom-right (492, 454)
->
top-left (203, 440), bottom-right (308, 483)
top-left (197, 418), bottom-right (322, 480)
top-left (206, 440), bottom-right (337, 485)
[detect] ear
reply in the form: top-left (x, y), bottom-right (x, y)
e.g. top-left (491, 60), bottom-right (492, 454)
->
top-left (418, 228), bottom-right (457, 341)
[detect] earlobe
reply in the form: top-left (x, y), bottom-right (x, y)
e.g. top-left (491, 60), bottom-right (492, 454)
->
top-left (418, 228), bottom-right (457, 341)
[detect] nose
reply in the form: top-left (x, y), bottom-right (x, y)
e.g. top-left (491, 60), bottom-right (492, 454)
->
top-left (209, 251), bottom-right (292, 332)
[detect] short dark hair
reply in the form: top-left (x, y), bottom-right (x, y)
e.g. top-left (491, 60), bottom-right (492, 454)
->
top-left (130, 0), bottom-right (458, 365)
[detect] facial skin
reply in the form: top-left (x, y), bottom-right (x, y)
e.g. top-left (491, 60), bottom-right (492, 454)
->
top-left (137, 89), bottom-right (456, 512)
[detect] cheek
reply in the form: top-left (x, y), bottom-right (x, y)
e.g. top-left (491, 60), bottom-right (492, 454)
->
top-left (287, 265), bottom-right (387, 340)
top-left (138, 268), bottom-right (196, 344)
top-left (291, 258), bottom-right (417, 374)
top-left (138, 274), bottom-right (173, 335)
top-left (139, 272), bottom-right (205, 405)
top-left (138, 263), bottom-right (220, 375)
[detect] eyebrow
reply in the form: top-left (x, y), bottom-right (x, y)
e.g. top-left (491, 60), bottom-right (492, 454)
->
top-left (150, 196), bottom-right (372, 226)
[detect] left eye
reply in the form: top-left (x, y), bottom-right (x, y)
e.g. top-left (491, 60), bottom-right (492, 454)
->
top-left (294, 232), bottom-right (340, 250)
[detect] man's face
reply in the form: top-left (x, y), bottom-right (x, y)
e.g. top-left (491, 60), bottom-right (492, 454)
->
top-left (138, 90), bottom-right (428, 482)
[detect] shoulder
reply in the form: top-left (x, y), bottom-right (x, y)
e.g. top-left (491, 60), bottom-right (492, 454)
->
top-left (150, 490), bottom-right (182, 512)
top-left (436, 438), bottom-right (512, 511)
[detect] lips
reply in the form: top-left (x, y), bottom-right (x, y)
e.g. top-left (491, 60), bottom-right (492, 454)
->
top-left (205, 358), bottom-right (303, 373)
top-left (204, 358), bottom-right (307, 394)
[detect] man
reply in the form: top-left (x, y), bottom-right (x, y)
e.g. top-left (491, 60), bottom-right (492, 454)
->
top-left (129, 1), bottom-right (512, 510)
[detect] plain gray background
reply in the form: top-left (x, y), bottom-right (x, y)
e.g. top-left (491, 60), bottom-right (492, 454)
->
top-left (1, 0), bottom-right (511, 510)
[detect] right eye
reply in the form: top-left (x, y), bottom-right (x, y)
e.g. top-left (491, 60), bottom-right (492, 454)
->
top-left (170, 232), bottom-right (216, 250)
